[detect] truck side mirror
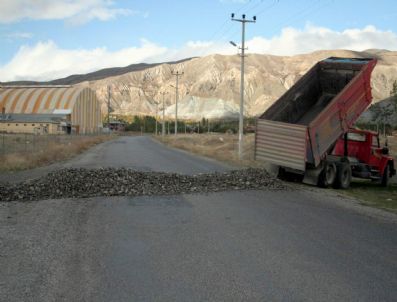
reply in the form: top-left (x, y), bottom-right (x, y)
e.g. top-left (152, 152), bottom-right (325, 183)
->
top-left (381, 147), bottom-right (389, 155)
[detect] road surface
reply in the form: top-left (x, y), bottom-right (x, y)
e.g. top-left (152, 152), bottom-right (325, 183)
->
top-left (0, 136), bottom-right (232, 184)
top-left (1, 136), bottom-right (396, 302)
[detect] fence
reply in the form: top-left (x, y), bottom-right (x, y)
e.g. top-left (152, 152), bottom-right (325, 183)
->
top-left (0, 133), bottom-right (102, 156)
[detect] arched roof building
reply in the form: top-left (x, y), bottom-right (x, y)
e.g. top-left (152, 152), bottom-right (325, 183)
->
top-left (0, 86), bottom-right (102, 134)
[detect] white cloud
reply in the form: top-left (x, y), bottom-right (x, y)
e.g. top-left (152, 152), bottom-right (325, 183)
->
top-left (5, 32), bottom-right (33, 39)
top-left (0, 0), bottom-right (139, 24)
top-left (0, 39), bottom-right (167, 81)
top-left (1, 24), bottom-right (397, 82)
top-left (246, 24), bottom-right (397, 56)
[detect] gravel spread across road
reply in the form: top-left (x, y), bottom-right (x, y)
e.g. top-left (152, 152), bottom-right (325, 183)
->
top-left (0, 168), bottom-right (287, 201)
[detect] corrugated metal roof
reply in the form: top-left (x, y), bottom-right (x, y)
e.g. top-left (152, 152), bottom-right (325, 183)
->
top-left (0, 87), bottom-right (87, 114)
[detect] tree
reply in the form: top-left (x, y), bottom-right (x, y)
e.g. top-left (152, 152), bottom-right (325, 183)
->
top-left (390, 80), bottom-right (397, 97)
top-left (390, 80), bottom-right (397, 113)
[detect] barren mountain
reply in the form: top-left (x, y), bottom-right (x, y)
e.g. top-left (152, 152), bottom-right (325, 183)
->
top-left (164, 96), bottom-right (240, 120)
top-left (76, 49), bottom-right (397, 119)
top-left (4, 49), bottom-right (397, 120)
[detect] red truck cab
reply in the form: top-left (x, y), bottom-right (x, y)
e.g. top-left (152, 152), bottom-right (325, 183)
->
top-left (332, 129), bottom-right (396, 186)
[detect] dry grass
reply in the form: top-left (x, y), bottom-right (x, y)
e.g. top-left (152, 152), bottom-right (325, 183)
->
top-left (0, 135), bottom-right (114, 171)
top-left (156, 133), bottom-right (265, 168)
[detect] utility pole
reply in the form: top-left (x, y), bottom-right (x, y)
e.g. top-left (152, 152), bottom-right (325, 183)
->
top-left (107, 85), bottom-right (111, 127)
top-left (231, 13), bottom-right (256, 159)
top-left (160, 91), bottom-right (167, 136)
top-left (155, 101), bottom-right (158, 135)
top-left (171, 70), bottom-right (184, 135)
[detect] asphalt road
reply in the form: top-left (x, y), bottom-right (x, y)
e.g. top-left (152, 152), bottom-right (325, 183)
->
top-left (1, 136), bottom-right (397, 301)
top-left (0, 136), bottom-right (232, 184)
top-left (63, 135), bottom-right (232, 174)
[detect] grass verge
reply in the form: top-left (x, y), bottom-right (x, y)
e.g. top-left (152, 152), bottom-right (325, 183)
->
top-left (343, 180), bottom-right (397, 212)
top-left (0, 135), bottom-right (115, 171)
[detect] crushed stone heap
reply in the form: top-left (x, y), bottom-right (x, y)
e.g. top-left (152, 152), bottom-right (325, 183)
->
top-left (0, 168), bottom-right (287, 202)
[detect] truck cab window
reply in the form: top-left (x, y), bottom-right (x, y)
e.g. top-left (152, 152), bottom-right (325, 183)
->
top-left (371, 135), bottom-right (380, 148)
top-left (347, 132), bottom-right (366, 142)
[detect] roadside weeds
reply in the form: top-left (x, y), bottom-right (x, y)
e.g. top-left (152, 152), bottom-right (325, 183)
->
top-left (0, 135), bottom-right (115, 172)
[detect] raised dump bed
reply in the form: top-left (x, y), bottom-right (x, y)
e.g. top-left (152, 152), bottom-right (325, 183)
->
top-left (254, 57), bottom-right (392, 188)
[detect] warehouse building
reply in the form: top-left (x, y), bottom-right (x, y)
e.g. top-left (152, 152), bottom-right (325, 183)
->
top-left (0, 113), bottom-right (71, 134)
top-left (0, 86), bottom-right (102, 134)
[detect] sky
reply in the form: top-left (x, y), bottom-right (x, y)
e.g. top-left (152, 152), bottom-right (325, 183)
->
top-left (0, 0), bottom-right (396, 81)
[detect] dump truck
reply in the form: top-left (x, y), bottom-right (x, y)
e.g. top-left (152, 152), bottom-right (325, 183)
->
top-left (255, 57), bottom-right (396, 189)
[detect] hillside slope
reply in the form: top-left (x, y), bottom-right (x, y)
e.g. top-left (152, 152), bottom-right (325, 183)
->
top-left (81, 49), bottom-right (397, 118)
top-left (3, 49), bottom-right (397, 119)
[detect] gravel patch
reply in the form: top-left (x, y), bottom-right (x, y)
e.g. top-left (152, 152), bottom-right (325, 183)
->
top-left (0, 168), bottom-right (287, 202)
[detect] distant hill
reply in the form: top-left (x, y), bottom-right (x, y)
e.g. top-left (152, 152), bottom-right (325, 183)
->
top-left (0, 57), bottom-right (194, 86)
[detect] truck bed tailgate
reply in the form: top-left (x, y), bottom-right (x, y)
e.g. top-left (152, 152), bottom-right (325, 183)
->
top-left (255, 119), bottom-right (307, 171)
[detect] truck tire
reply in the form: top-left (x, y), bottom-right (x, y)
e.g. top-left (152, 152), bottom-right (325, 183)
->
top-left (277, 167), bottom-right (287, 180)
top-left (381, 165), bottom-right (389, 187)
top-left (318, 162), bottom-right (336, 188)
top-left (333, 163), bottom-right (352, 189)
top-left (277, 167), bottom-right (303, 182)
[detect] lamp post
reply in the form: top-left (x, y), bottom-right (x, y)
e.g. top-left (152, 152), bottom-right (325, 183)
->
top-left (231, 13), bottom-right (256, 160)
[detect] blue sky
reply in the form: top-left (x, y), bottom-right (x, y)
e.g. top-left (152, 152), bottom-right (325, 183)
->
top-left (1, 0), bottom-right (396, 81)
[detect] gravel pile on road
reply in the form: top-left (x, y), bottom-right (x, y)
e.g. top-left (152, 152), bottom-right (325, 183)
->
top-left (0, 168), bottom-right (287, 202)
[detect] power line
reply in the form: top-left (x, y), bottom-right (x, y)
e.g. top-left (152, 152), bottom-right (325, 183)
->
top-left (242, 0), bottom-right (270, 15)
top-left (268, 0), bottom-right (332, 36)
top-left (195, 0), bottom-right (263, 58)
top-left (255, 0), bottom-right (279, 16)
top-left (235, 0), bottom-right (255, 14)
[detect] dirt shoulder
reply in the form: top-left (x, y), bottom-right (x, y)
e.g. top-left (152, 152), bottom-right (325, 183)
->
top-left (156, 133), bottom-right (266, 168)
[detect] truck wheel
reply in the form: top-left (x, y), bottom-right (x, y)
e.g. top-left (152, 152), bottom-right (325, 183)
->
top-left (318, 163), bottom-right (336, 188)
top-left (333, 163), bottom-right (352, 189)
top-left (381, 165), bottom-right (389, 187)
